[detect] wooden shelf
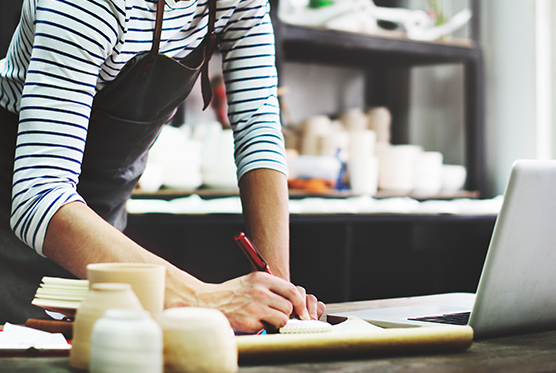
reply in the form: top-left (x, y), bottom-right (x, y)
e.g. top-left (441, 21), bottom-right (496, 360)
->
top-left (276, 24), bottom-right (482, 68)
top-left (131, 188), bottom-right (480, 201)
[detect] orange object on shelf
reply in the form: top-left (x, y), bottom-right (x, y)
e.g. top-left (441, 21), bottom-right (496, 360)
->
top-left (288, 178), bottom-right (335, 192)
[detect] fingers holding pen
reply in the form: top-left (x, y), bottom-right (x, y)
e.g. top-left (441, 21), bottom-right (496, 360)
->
top-left (308, 296), bottom-right (326, 321)
top-left (244, 272), bottom-right (310, 322)
top-left (294, 286), bottom-right (326, 320)
top-left (199, 271), bottom-right (322, 333)
top-left (270, 276), bottom-right (311, 321)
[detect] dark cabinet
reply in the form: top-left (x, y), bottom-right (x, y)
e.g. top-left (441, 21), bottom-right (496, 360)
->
top-left (125, 213), bottom-right (495, 303)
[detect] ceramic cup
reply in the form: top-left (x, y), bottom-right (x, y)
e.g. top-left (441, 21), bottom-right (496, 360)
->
top-left (159, 307), bottom-right (238, 373)
top-left (442, 164), bottom-right (467, 192)
top-left (87, 263), bottom-right (166, 321)
top-left (348, 129), bottom-right (376, 159)
top-left (349, 156), bottom-right (379, 195)
top-left (376, 144), bottom-right (423, 193)
top-left (69, 283), bottom-right (144, 370)
top-left (90, 309), bottom-right (163, 373)
top-left (413, 151), bottom-right (444, 195)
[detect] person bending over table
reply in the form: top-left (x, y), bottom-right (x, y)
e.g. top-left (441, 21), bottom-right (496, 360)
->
top-left (0, 0), bottom-right (324, 332)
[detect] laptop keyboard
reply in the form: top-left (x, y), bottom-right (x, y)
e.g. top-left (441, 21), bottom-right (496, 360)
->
top-left (408, 311), bottom-right (471, 325)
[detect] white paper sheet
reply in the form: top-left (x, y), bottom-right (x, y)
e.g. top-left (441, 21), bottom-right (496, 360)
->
top-left (0, 323), bottom-right (70, 350)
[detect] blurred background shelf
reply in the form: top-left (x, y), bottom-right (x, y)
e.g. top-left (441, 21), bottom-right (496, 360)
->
top-left (131, 188), bottom-right (480, 201)
top-left (270, 0), bottom-right (485, 197)
top-left (276, 24), bottom-right (480, 68)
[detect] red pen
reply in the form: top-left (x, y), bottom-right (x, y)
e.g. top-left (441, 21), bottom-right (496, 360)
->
top-left (234, 232), bottom-right (273, 275)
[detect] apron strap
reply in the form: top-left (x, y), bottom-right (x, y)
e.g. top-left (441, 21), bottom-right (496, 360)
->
top-left (139, 0), bottom-right (165, 81)
top-left (139, 0), bottom-right (218, 110)
top-left (152, 0), bottom-right (165, 56)
top-left (201, 0), bottom-right (218, 110)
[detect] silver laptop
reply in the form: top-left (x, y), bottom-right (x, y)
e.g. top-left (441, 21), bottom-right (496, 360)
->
top-left (328, 159), bottom-right (556, 339)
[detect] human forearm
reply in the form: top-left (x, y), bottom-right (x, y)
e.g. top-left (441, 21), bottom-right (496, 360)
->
top-left (42, 201), bottom-right (202, 308)
top-left (239, 168), bottom-right (290, 280)
top-left (42, 200), bottom-right (310, 330)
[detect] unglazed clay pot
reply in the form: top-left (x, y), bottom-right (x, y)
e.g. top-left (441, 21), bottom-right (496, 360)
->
top-left (90, 309), bottom-right (163, 373)
top-left (159, 307), bottom-right (238, 373)
top-left (69, 283), bottom-right (143, 370)
top-left (87, 263), bottom-right (166, 321)
top-left (367, 106), bottom-right (392, 145)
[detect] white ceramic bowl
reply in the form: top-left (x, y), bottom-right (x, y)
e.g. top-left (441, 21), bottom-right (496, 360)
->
top-left (441, 164), bottom-right (467, 192)
top-left (159, 307), bottom-right (238, 373)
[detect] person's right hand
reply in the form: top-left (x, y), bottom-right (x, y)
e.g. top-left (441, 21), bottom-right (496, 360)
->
top-left (193, 271), bottom-right (310, 333)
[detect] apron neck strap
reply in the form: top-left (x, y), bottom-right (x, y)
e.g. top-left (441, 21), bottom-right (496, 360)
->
top-left (139, 0), bottom-right (166, 80)
top-left (151, 0), bottom-right (165, 54)
top-left (141, 0), bottom-right (218, 110)
top-left (201, 0), bottom-right (218, 110)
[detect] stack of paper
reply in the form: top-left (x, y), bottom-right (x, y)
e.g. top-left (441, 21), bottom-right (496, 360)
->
top-left (31, 277), bottom-right (89, 318)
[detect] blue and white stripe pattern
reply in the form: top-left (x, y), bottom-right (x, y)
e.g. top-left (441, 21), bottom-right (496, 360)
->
top-left (0, 0), bottom-right (287, 254)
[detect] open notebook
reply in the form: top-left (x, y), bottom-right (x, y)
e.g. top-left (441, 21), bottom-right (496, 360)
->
top-left (328, 160), bottom-right (556, 339)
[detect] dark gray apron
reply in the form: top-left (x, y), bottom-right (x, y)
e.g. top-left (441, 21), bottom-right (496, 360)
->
top-left (0, 0), bottom-right (218, 324)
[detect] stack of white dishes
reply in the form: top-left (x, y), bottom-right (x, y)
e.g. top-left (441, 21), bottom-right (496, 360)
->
top-left (31, 276), bottom-right (89, 318)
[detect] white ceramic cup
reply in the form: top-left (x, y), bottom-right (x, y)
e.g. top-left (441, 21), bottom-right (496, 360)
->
top-left (348, 129), bottom-right (376, 159)
top-left (159, 307), bottom-right (238, 373)
top-left (87, 263), bottom-right (166, 321)
top-left (376, 145), bottom-right (423, 193)
top-left (349, 156), bottom-right (379, 195)
top-left (90, 309), bottom-right (163, 373)
top-left (201, 129), bottom-right (238, 190)
top-left (413, 151), bottom-right (444, 195)
top-left (442, 164), bottom-right (467, 192)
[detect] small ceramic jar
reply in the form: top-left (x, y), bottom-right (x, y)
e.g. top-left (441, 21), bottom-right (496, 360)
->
top-left (69, 283), bottom-right (143, 370)
top-left (90, 309), bottom-right (163, 373)
top-left (159, 307), bottom-right (238, 373)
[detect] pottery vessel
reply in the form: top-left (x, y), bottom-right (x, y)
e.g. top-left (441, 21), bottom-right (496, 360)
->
top-left (367, 106), bottom-right (392, 145)
top-left (69, 283), bottom-right (143, 370)
top-left (87, 263), bottom-right (166, 320)
top-left (442, 164), bottom-right (467, 192)
top-left (90, 309), bottom-right (163, 373)
top-left (414, 151), bottom-right (444, 195)
top-left (159, 307), bottom-right (238, 373)
top-left (349, 156), bottom-right (379, 195)
top-left (376, 144), bottom-right (423, 192)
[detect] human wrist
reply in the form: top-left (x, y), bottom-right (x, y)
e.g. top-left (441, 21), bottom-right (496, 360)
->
top-left (163, 267), bottom-right (208, 309)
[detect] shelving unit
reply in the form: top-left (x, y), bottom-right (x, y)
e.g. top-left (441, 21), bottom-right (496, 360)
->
top-left (270, 0), bottom-right (485, 196)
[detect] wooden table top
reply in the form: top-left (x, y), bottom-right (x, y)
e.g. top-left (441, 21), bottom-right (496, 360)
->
top-left (3, 293), bottom-right (556, 372)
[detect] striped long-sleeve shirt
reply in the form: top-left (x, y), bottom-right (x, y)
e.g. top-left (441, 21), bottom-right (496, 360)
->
top-left (0, 0), bottom-right (287, 255)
